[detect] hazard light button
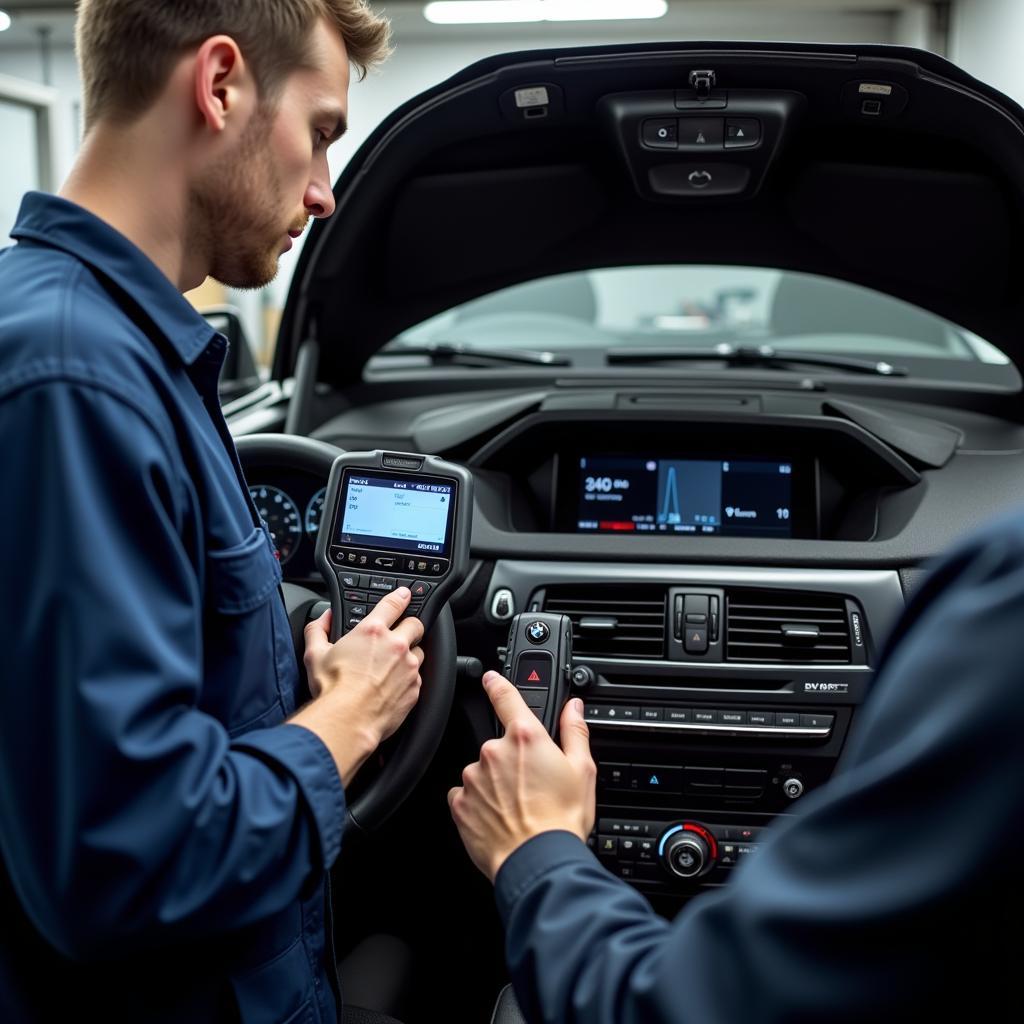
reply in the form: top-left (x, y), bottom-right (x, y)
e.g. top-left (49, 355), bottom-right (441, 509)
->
top-left (630, 764), bottom-right (683, 794)
top-left (684, 626), bottom-right (708, 654)
top-left (515, 652), bottom-right (553, 690)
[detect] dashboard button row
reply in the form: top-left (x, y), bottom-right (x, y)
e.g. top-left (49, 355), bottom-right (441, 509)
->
top-left (599, 762), bottom-right (766, 797)
top-left (585, 704), bottom-right (834, 734)
top-left (597, 819), bottom-right (762, 844)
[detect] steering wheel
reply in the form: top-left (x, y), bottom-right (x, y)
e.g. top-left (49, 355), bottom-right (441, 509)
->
top-left (236, 434), bottom-right (458, 835)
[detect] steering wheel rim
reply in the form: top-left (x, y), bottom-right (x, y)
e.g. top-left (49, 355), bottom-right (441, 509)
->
top-left (236, 433), bottom-right (459, 833)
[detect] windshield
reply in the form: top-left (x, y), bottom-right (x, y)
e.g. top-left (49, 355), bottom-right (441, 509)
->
top-left (388, 266), bottom-right (1009, 364)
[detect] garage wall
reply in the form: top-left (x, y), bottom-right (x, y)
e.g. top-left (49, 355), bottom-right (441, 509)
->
top-left (948, 0), bottom-right (1024, 104)
top-left (0, 46), bottom-right (80, 205)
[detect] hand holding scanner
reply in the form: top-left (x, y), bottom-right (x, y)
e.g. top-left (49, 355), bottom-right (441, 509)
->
top-left (315, 451), bottom-right (473, 642)
top-left (502, 612), bottom-right (573, 738)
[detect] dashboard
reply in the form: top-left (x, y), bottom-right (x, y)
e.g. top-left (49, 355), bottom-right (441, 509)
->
top-left (239, 380), bottom-right (1024, 905)
top-left (247, 473), bottom-right (327, 581)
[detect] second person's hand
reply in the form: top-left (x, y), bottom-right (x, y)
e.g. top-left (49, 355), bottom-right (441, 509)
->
top-left (448, 672), bottom-right (597, 882)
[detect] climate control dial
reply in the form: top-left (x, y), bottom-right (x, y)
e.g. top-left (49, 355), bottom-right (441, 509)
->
top-left (659, 822), bottom-right (718, 879)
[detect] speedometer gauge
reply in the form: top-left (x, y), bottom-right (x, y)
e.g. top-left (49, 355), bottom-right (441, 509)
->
top-left (249, 486), bottom-right (302, 565)
top-left (305, 487), bottom-right (327, 538)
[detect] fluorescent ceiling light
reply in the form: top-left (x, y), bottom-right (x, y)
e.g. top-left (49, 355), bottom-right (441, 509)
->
top-left (425, 1), bottom-right (541, 22)
top-left (0, 11), bottom-right (12, 32)
top-left (546, 1), bottom-right (668, 21)
top-left (424, 1), bottom-right (668, 25)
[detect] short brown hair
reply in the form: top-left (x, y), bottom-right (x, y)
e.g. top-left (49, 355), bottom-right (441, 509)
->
top-left (75, 0), bottom-right (391, 130)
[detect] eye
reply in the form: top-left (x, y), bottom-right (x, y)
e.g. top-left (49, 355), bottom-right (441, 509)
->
top-left (313, 130), bottom-right (330, 149)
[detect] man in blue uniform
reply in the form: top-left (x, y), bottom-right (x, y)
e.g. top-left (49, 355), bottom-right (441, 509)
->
top-left (450, 526), bottom-right (1022, 1020)
top-left (0, 3), bottom-right (410, 1022)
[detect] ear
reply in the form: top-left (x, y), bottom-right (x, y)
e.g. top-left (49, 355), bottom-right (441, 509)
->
top-left (193, 35), bottom-right (252, 133)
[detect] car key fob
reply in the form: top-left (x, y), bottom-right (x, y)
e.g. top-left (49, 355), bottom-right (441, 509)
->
top-left (500, 612), bottom-right (573, 739)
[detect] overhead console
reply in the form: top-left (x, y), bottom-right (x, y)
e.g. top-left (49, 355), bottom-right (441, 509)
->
top-left (598, 75), bottom-right (804, 201)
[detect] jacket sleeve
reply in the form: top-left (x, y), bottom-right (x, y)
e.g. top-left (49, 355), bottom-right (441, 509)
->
top-left (495, 518), bottom-right (1024, 1023)
top-left (0, 379), bottom-right (345, 961)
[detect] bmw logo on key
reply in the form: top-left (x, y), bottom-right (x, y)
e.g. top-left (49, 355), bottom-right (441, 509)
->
top-left (526, 621), bottom-right (550, 644)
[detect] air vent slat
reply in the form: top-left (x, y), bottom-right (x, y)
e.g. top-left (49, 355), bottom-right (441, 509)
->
top-left (543, 584), bottom-right (666, 659)
top-left (726, 589), bottom-right (852, 665)
top-left (730, 629), bottom-right (848, 637)
top-left (546, 599), bottom-right (663, 608)
top-left (729, 603), bottom-right (843, 614)
top-left (729, 614), bottom-right (847, 622)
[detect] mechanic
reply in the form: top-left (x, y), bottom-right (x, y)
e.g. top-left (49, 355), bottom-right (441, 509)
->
top-left (450, 522), bottom-right (1022, 1020)
top-left (0, 3), bottom-right (415, 1023)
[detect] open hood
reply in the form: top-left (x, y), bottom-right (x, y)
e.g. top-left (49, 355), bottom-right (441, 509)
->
top-left (275, 40), bottom-right (1024, 387)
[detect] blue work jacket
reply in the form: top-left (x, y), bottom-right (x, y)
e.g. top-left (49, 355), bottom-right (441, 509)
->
top-left (0, 192), bottom-right (345, 1023)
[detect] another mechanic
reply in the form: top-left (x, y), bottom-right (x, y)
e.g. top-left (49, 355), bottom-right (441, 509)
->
top-left (0, 3), bottom-right (410, 1022)
top-left (450, 523), bottom-right (1022, 1020)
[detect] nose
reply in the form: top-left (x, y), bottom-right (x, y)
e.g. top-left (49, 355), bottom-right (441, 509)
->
top-left (305, 163), bottom-right (336, 220)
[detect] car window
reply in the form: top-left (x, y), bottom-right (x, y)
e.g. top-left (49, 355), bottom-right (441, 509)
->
top-left (389, 266), bottom-right (1010, 364)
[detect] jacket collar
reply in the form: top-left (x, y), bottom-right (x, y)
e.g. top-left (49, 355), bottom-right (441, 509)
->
top-left (11, 191), bottom-right (217, 365)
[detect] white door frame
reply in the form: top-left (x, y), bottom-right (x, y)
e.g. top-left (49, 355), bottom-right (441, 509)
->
top-left (0, 72), bottom-right (59, 191)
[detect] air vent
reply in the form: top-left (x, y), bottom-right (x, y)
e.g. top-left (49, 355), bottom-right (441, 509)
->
top-left (726, 589), bottom-right (851, 664)
top-left (543, 584), bottom-right (666, 659)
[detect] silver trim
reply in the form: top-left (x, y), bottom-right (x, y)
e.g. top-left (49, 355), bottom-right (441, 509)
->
top-left (578, 655), bottom-right (868, 673)
top-left (783, 778), bottom-right (806, 799)
top-left (664, 834), bottom-right (707, 879)
top-left (490, 586), bottom-right (515, 620)
top-left (587, 718), bottom-right (831, 737)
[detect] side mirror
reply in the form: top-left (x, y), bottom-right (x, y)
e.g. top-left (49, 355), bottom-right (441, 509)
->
top-left (200, 305), bottom-right (263, 402)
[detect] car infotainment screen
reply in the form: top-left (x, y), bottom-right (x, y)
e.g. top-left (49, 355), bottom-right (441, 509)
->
top-left (337, 471), bottom-right (456, 555)
top-left (575, 456), bottom-right (796, 537)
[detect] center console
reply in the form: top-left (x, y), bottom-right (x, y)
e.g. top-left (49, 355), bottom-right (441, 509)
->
top-left (486, 561), bottom-right (905, 897)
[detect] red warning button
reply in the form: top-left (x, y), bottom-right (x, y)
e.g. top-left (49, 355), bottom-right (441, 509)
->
top-left (515, 653), bottom-right (552, 690)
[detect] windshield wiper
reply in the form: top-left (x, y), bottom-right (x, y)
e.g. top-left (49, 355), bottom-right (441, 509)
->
top-left (606, 344), bottom-right (907, 377)
top-left (375, 343), bottom-right (571, 368)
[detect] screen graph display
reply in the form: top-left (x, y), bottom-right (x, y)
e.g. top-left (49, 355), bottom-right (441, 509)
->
top-left (576, 456), bottom-right (794, 536)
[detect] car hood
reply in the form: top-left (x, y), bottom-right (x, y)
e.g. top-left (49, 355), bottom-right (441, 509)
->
top-left (275, 40), bottom-right (1024, 387)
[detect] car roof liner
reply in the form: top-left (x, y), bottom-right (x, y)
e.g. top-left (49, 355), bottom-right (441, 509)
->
top-left (275, 41), bottom-right (1024, 387)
